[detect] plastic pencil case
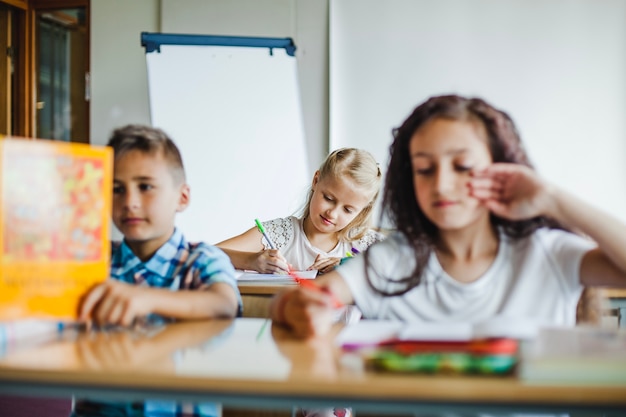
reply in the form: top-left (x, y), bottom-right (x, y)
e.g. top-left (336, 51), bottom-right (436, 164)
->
top-left (366, 351), bottom-right (517, 375)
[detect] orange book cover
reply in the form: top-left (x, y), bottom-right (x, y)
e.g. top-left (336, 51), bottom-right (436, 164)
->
top-left (0, 137), bottom-right (112, 320)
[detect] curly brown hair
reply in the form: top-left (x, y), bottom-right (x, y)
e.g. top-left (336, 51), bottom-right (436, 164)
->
top-left (366, 94), bottom-right (562, 295)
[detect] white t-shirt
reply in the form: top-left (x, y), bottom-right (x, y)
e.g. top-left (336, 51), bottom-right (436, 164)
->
top-left (262, 216), bottom-right (383, 271)
top-left (337, 228), bottom-right (596, 327)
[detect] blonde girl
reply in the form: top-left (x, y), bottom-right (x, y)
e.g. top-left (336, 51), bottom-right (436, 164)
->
top-left (217, 148), bottom-right (383, 274)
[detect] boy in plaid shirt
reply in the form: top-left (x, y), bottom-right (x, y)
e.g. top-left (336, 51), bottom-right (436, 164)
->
top-left (73, 124), bottom-right (240, 416)
top-left (79, 124), bottom-right (240, 325)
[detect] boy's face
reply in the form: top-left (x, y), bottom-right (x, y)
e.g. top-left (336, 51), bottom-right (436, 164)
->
top-left (112, 149), bottom-right (189, 260)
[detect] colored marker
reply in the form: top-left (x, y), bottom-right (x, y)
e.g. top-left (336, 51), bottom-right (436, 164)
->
top-left (288, 268), bottom-right (343, 308)
top-left (254, 218), bottom-right (276, 249)
top-left (338, 248), bottom-right (361, 266)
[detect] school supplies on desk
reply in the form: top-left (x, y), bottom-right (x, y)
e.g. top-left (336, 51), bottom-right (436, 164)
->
top-left (0, 137), bottom-right (113, 320)
top-left (337, 317), bottom-right (539, 375)
top-left (236, 269), bottom-right (317, 283)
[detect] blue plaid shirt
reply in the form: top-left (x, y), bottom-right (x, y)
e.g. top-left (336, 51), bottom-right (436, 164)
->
top-left (109, 227), bottom-right (242, 315)
top-left (72, 228), bottom-right (241, 417)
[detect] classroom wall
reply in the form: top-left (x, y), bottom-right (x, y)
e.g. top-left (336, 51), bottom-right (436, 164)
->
top-left (90, 0), bottom-right (159, 146)
top-left (330, 0), bottom-right (626, 223)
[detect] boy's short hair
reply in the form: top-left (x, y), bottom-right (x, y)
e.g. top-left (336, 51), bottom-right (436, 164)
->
top-left (107, 124), bottom-right (186, 184)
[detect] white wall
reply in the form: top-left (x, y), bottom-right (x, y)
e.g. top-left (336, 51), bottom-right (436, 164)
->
top-left (330, 0), bottom-right (626, 223)
top-left (90, 0), bottom-right (159, 146)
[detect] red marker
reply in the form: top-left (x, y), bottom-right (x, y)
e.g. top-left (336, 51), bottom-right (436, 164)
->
top-left (288, 268), bottom-right (343, 308)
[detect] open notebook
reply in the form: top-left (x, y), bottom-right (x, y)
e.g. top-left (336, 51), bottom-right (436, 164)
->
top-left (235, 270), bottom-right (317, 283)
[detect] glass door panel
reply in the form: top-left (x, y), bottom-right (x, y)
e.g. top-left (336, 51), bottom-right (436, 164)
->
top-left (35, 7), bottom-right (88, 142)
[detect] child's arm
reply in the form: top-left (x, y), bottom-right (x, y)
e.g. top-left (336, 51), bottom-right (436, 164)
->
top-left (79, 281), bottom-right (239, 326)
top-left (216, 226), bottom-right (289, 273)
top-left (469, 163), bottom-right (626, 287)
top-left (269, 270), bottom-right (354, 338)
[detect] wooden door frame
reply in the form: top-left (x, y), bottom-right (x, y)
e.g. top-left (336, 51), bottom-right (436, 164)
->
top-left (0, 0), bottom-right (33, 137)
top-left (0, 0), bottom-right (89, 139)
top-left (0, 5), bottom-right (10, 134)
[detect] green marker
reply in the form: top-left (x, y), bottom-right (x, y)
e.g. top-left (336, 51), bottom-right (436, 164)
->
top-left (255, 218), bottom-right (276, 249)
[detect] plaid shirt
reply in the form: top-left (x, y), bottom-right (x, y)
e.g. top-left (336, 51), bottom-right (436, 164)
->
top-left (74, 229), bottom-right (240, 417)
top-left (73, 229), bottom-right (241, 417)
top-left (110, 228), bottom-right (241, 310)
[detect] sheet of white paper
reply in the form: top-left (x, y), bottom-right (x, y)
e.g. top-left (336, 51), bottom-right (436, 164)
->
top-left (236, 270), bottom-right (317, 281)
top-left (336, 315), bottom-right (540, 348)
top-left (335, 320), bottom-right (404, 347)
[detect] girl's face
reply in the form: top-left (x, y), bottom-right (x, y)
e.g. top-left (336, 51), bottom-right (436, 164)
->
top-left (409, 118), bottom-right (492, 231)
top-left (308, 172), bottom-right (371, 235)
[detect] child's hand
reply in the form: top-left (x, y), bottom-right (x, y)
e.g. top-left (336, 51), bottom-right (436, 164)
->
top-left (468, 163), bottom-right (553, 220)
top-left (307, 254), bottom-right (341, 274)
top-left (254, 249), bottom-right (290, 274)
top-left (273, 287), bottom-right (336, 339)
top-left (79, 280), bottom-right (154, 327)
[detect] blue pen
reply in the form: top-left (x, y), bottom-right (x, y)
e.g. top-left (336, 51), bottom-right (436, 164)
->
top-left (254, 218), bottom-right (276, 249)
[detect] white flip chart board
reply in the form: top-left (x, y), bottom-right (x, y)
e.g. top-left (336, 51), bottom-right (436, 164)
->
top-left (143, 33), bottom-right (310, 244)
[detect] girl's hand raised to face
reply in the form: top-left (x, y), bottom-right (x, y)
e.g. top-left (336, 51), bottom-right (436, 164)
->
top-left (468, 163), bottom-right (555, 221)
top-left (254, 249), bottom-right (290, 274)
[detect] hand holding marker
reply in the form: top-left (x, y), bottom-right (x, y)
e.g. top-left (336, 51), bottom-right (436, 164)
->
top-left (254, 218), bottom-right (343, 308)
top-left (254, 218), bottom-right (276, 249)
top-left (288, 268), bottom-right (343, 309)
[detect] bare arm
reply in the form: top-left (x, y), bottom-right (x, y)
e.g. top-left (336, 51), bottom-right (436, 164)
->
top-left (79, 280), bottom-right (239, 326)
top-left (216, 227), bottom-right (289, 273)
top-left (269, 269), bottom-right (354, 338)
top-left (469, 163), bottom-right (626, 287)
top-left (546, 188), bottom-right (626, 287)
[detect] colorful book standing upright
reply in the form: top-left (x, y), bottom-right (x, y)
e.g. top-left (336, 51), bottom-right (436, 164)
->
top-left (0, 137), bottom-right (112, 321)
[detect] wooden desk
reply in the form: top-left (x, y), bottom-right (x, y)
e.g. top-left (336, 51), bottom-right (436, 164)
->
top-left (0, 318), bottom-right (625, 415)
top-left (604, 288), bottom-right (626, 299)
top-left (238, 282), bottom-right (294, 318)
